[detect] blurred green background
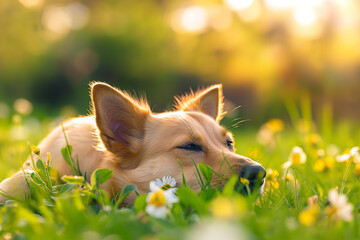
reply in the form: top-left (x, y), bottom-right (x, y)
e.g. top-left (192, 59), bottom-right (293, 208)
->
top-left (0, 0), bottom-right (359, 124)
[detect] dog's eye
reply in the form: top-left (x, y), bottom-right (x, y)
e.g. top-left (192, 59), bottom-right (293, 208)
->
top-left (177, 143), bottom-right (203, 152)
top-left (226, 139), bottom-right (234, 150)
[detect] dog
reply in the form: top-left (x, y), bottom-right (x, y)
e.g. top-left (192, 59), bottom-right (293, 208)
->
top-left (0, 82), bottom-right (266, 204)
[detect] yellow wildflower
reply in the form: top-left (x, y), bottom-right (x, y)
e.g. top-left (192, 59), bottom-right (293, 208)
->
top-left (240, 178), bottom-right (249, 185)
top-left (354, 163), bottom-right (360, 177)
top-left (305, 133), bottom-right (322, 147)
top-left (299, 195), bottom-right (319, 226)
top-left (282, 146), bottom-right (307, 169)
top-left (211, 196), bottom-right (247, 220)
top-left (313, 157), bottom-right (335, 172)
top-left (46, 152), bottom-right (51, 168)
top-left (265, 119), bottom-right (284, 133)
top-left (299, 205), bottom-right (319, 226)
top-left (265, 169), bottom-right (279, 189)
top-left (31, 145), bottom-right (40, 155)
top-left (256, 119), bottom-right (284, 147)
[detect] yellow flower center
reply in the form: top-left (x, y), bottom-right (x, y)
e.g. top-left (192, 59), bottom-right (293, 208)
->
top-left (149, 190), bottom-right (166, 207)
top-left (292, 152), bottom-right (302, 165)
top-left (161, 184), bottom-right (172, 190)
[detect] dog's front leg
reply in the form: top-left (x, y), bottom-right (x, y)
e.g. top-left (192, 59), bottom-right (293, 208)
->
top-left (0, 170), bottom-right (32, 203)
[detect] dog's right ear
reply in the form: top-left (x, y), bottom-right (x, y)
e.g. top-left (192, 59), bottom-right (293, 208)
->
top-left (91, 83), bottom-right (150, 156)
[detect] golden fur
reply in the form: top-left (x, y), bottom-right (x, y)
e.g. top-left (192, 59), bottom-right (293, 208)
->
top-left (0, 83), bottom-right (262, 204)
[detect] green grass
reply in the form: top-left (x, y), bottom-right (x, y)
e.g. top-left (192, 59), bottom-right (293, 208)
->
top-left (0, 108), bottom-right (360, 240)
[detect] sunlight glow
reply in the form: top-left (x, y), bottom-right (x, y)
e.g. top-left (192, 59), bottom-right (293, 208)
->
top-left (264, 0), bottom-right (296, 10)
top-left (42, 2), bottom-right (89, 37)
top-left (209, 6), bottom-right (233, 31)
top-left (224, 0), bottom-right (254, 11)
top-left (237, 0), bottom-right (261, 22)
top-left (293, 6), bottom-right (318, 26)
top-left (43, 6), bottom-right (72, 36)
top-left (18, 0), bottom-right (43, 8)
top-left (180, 6), bottom-right (208, 33)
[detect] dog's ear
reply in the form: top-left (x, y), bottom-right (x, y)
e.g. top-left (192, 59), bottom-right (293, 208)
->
top-left (91, 83), bottom-right (150, 155)
top-left (175, 84), bottom-right (224, 122)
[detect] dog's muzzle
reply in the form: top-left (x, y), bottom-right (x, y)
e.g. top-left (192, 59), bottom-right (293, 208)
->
top-left (237, 165), bottom-right (266, 195)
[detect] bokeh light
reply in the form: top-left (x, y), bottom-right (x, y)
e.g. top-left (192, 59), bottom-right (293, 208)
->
top-left (293, 6), bottom-right (318, 26)
top-left (224, 0), bottom-right (254, 11)
top-left (1, 0), bottom-right (360, 121)
top-left (237, 0), bottom-right (262, 22)
top-left (18, 0), bottom-right (43, 8)
top-left (180, 6), bottom-right (208, 33)
top-left (264, 0), bottom-right (295, 10)
top-left (42, 5), bottom-right (72, 36)
top-left (14, 99), bottom-right (33, 116)
top-left (42, 2), bottom-right (89, 37)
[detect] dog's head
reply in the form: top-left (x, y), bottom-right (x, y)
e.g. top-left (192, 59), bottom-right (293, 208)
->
top-left (91, 83), bottom-right (266, 202)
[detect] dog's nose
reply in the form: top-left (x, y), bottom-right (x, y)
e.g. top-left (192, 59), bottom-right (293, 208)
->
top-left (239, 165), bottom-right (266, 181)
top-left (238, 165), bottom-right (266, 194)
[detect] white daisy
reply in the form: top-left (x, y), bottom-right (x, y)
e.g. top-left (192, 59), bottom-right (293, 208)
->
top-left (326, 189), bottom-right (354, 222)
top-left (336, 146), bottom-right (359, 163)
top-left (153, 176), bottom-right (177, 191)
top-left (145, 176), bottom-right (179, 218)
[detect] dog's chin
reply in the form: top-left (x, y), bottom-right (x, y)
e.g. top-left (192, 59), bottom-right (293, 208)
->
top-left (258, 180), bottom-right (265, 195)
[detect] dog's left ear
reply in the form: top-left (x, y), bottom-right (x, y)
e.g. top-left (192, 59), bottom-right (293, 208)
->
top-left (175, 84), bottom-right (224, 122)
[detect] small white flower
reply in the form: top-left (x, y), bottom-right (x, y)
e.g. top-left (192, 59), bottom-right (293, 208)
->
top-left (153, 176), bottom-right (177, 191)
top-left (282, 146), bottom-right (307, 169)
top-left (146, 176), bottom-right (179, 218)
top-left (336, 147), bottom-right (359, 163)
top-left (326, 189), bottom-right (354, 222)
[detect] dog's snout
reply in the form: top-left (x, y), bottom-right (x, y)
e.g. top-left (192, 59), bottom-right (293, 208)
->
top-left (239, 165), bottom-right (266, 181)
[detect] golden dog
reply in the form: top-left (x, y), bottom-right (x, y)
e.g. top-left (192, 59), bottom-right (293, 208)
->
top-left (0, 83), bottom-right (265, 204)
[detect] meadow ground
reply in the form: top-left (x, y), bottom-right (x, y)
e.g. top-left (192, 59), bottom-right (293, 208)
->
top-left (0, 102), bottom-right (360, 240)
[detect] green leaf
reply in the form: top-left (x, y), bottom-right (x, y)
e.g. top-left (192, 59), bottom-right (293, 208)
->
top-left (222, 175), bottom-right (238, 197)
top-left (199, 163), bottom-right (213, 187)
top-left (61, 144), bottom-right (73, 166)
top-left (90, 168), bottom-right (113, 187)
top-left (177, 160), bottom-right (187, 186)
top-left (36, 159), bottom-right (47, 179)
top-left (61, 175), bottom-right (85, 185)
top-left (177, 186), bottom-right (207, 215)
top-left (199, 189), bottom-right (218, 201)
top-left (191, 158), bottom-right (204, 189)
top-left (134, 194), bottom-right (147, 212)
top-left (54, 184), bottom-right (75, 194)
top-left (115, 184), bottom-right (137, 207)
